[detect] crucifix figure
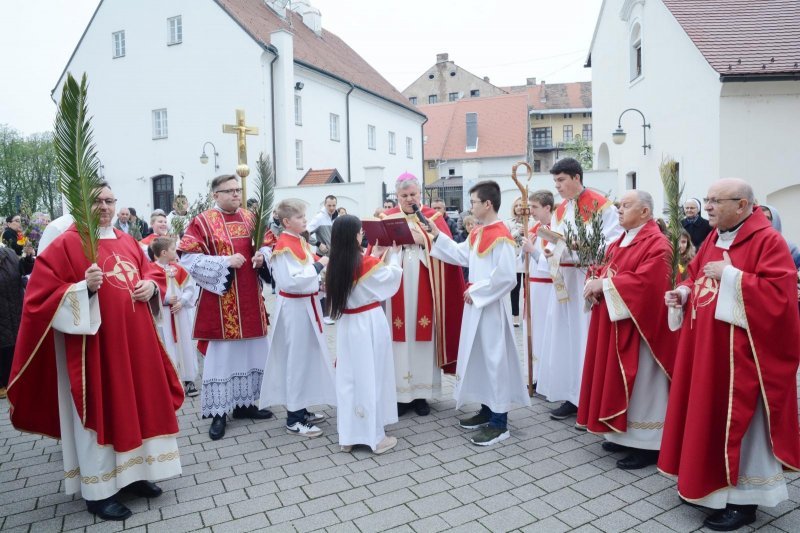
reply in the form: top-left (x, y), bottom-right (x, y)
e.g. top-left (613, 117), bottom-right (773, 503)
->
top-left (222, 109), bottom-right (259, 198)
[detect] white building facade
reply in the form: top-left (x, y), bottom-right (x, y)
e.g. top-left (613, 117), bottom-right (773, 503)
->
top-left (54, 0), bottom-right (425, 217)
top-left (589, 0), bottom-right (800, 237)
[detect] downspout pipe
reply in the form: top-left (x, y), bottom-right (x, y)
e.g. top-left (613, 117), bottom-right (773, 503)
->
top-left (420, 116), bottom-right (428, 198)
top-left (345, 83), bottom-right (355, 182)
top-left (268, 50), bottom-right (279, 183)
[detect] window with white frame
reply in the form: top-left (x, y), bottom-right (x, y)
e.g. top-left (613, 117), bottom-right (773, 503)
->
top-left (630, 22), bottom-right (642, 80)
top-left (112, 30), bottom-right (125, 58)
top-left (167, 16), bottom-right (182, 45)
top-left (405, 137), bottom-right (413, 158)
top-left (388, 131), bottom-right (396, 154)
top-left (294, 95), bottom-right (302, 126)
top-left (152, 109), bottom-right (168, 139)
top-left (329, 113), bottom-right (340, 141)
top-left (295, 140), bottom-right (303, 169)
top-left (367, 125), bottom-right (376, 150)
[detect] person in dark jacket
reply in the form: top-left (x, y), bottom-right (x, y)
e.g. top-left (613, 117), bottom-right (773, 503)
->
top-left (0, 246), bottom-right (24, 398)
top-left (2, 214), bottom-right (25, 255)
top-left (680, 198), bottom-right (712, 250)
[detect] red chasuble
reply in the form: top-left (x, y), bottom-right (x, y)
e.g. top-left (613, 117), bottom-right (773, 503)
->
top-left (658, 207), bottom-right (800, 500)
top-left (577, 220), bottom-right (678, 433)
top-left (7, 227), bottom-right (184, 451)
top-left (178, 208), bottom-right (269, 341)
top-left (380, 206), bottom-right (465, 373)
top-left (553, 188), bottom-right (612, 226)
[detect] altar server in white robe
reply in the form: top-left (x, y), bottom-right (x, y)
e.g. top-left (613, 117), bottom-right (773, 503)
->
top-left (426, 180), bottom-right (530, 447)
top-left (538, 158), bottom-right (622, 421)
top-left (518, 189), bottom-right (556, 386)
top-left (326, 215), bottom-right (403, 454)
top-left (150, 236), bottom-right (200, 396)
top-left (260, 199), bottom-right (336, 437)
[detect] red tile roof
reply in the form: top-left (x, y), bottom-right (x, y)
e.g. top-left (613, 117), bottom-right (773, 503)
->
top-left (418, 93), bottom-right (529, 161)
top-left (662, 0), bottom-right (800, 78)
top-left (214, 0), bottom-right (421, 113)
top-left (502, 82), bottom-right (592, 111)
top-left (298, 168), bottom-right (343, 186)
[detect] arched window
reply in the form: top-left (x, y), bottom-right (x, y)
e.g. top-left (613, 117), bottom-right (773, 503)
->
top-left (152, 174), bottom-right (174, 213)
top-left (630, 22), bottom-right (642, 81)
top-left (597, 143), bottom-right (610, 170)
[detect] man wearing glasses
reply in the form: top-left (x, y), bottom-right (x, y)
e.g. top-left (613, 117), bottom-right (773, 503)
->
top-left (661, 178), bottom-right (800, 531)
top-left (178, 174), bottom-right (274, 440)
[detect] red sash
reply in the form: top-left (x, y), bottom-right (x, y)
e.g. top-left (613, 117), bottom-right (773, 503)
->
top-left (343, 302), bottom-right (381, 314)
top-left (279, 290), bottom-right (323, 333)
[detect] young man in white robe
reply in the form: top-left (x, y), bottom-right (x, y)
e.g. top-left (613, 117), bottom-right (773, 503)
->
top-left (538, 158), bottom-right (622, 421)
top-left (518, 190), bottom-right (556, 388)
top-left (259, 199), bottom-right (336, 437)
top-left (425, 180), bottom-right (531, 446)
top-left (151, 236), bottom-right (200, 397)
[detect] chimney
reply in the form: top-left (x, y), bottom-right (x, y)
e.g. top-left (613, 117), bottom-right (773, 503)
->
top-left (526, 77), bottom-right (537, 86)
top-left (540, 80), bottom-right (547, 103)
top-left (265, 0), bottom-right (288, 17)
top-left (436, 53), bottom-right (449, 63)
top-left (483, 76), bottom-right (490, 83)
top-left (290, 0), bottom-right (322, 34)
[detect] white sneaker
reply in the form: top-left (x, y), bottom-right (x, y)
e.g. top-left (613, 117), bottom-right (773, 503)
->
top-left (322, 317), bottom-right (335, 325)
top-left (304, 412), bottom-right (326, 425)
top-left (286, 422), bottom-right (323, 438)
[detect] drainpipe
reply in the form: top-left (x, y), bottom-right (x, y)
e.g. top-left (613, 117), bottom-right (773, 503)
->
top-left (345, 82), bottom-right (355, 182)
top-left (420, 116), bottom-right (428, 197)
top-left (268, 51), bottom-right (279, 183)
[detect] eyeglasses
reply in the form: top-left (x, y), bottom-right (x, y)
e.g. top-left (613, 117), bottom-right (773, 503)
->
top-left (470, 199), bottom-right (486, 205)
top-left (93, 198), bottom-right (117, 206)
top-left (215, 188), bottom-right (243, 195)
top-left (703, 197), bottom-right (741, 206)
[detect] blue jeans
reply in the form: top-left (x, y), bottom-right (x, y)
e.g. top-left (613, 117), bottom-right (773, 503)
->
top-left (480, 404), bottom-right (507, 430)
top-left (287, 408), bottom-right (308, 426)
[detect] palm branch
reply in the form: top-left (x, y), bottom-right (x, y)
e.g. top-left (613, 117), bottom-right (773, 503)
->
top-left (250, 152), bottom-right (275, 249)
top-left (53, 72), bottom-right (103, 263)
top-left (660, 156), bottom-right (684, 288)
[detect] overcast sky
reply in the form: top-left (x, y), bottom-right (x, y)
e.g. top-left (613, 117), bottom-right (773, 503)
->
top-left (0, 0), bottom-right (602, 136)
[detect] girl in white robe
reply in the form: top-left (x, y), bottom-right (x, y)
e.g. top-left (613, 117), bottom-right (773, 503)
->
top-left (326, 215), bottom-right (403, 454)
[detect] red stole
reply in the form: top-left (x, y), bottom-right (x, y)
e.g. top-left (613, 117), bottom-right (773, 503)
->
top-left (658, 208), bottom-right (800, 500)
top-left (179, 208), bottom-right (268, 341)
top-left (272, 232), bottom-right (318, 264)
top-left (358, 254), bottom-right (382, 281)
top-left (7, 227), bottom-right (183, 450)
top-left (553, 188), bottom-right (612, 226)
top-left (529, 222), bottom-right (550, 248)
top-left (139, 233), bottom-right (159, 247)
top-left (468, 220), bottom-right (515, 256)
top-left (381, 206), bottom-right (465, 373)
top-left (577, 220), bottom-right (678, 433)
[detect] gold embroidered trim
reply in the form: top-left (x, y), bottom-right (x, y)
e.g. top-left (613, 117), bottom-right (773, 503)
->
top-left (65, 449), bottom-right (180, 483)
top-left (627, 421), bottom-right (664, 430)
top-left (738, 472), bottom-right (785, 486)
top-left (67, 292), bottom-right (81, 326)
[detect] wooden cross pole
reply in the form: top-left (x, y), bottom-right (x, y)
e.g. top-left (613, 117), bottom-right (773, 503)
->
top-left (511, 161), bottom-right (535, 397)
top-left (222, 109), bottom-right (259, 199)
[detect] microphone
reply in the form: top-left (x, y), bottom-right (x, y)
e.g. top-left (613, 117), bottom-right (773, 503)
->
top-left (411, 204), bottom-right (431, 231)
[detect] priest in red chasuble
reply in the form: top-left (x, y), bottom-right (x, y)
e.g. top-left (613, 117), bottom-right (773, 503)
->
top-left (661, 179), bottom-right (800, 531)
top-left (380, 173), bottom-right (465, 417)
top-left (8, 183), bottom-right (184, 521)
top-left (178, 174), bottom-right (273, 441)
top-left (577, 191), bottom-right (678, 470)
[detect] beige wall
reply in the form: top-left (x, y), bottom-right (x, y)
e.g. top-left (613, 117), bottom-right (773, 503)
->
top-left (403, 60), bottom-right (505, 104)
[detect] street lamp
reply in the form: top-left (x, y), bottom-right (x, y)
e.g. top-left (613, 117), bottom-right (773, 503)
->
top-left (199, 141), bottom-right (219, 171)
top-left (612, 108), bottom-right (651, 155)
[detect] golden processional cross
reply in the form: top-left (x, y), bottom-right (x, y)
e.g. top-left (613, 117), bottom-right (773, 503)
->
top-left (222, 109), bottom-right (259, 199)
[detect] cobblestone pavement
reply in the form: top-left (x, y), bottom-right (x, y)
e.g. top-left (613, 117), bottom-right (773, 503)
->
top-left (2, 293), bottom-right (799, 532)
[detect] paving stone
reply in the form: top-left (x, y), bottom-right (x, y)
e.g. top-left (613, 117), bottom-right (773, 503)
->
top-left (201, 506), bottom-right (234, 527)
top-left (476, 491), bottom-right (522, 514)
top-left (353, 504), bottom-right (418, 533)
top-left (406, 491), bottom-right (460, 518)
top-left (653, 505), bottom-right (709, 533)
top-left (211, 512), bottom-right (270, 533)
top-left (520, 516), bottom-right (570, 533)
top-left (477, 504), bottom-right (536, 532)
top-left (293, 509), bottom-right (341, 532)
top-left (571, 473), bottom-right (622, 498)
top-left (540, 486), bottom-right (589, 512)
top-left (298, 494), bottom-right (343, 516)
top-left (440, 501), bottom-right (487, 527)
top-left (556, 505), bottom-right (596, 528)
top-left (301, 476), bottom-right (351, 499)
top-left (334, 501), bottom-right (372, 522)
top-left (409, 514), bottom-right (450, 533)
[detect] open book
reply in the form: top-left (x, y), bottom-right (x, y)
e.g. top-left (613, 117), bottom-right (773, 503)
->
top-left (362, 218), bottom-right (416, 246)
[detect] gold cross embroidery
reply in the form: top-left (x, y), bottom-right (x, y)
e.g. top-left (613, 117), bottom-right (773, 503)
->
top-left (418, 316), bottom-right (431, 328)
top-left (393, 317), bottom-right (404, 329)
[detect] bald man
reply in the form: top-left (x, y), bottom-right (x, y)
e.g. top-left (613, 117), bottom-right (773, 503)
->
top-left (577, 191), bottom-right (679, 470)
top-left (661, 179), bottom-right (800, 530)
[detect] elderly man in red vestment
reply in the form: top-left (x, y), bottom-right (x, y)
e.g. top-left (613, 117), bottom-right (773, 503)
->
top-left (577, 190), bottom-right (678, 469)
top-left (380, 172), bottom-right (465, 416)
top-left (661, 178), bottom-right (800, 531)
top-left (8, 182), bottom-right (184, 521)
top-left (179, 174), bottom-right (273, 441)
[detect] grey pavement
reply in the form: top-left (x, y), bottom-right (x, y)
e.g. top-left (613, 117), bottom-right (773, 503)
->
top-left (1, 293), bottom-right (799, 532)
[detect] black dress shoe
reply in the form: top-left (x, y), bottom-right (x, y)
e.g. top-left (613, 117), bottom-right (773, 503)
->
top-left (209, 414), bottom-right (226, 440)
top-left (616, 449), bottom-right (659, 470)
top-left (397, 402), bottom-right (412, 416)
top-left (703, 504), bottom-right (757, 531)
top-left (86, 496), bottom-right (132, 521)
top-left (602, 441), bottom-right (630, 453)
top-left (412, 399), bottom-right (431, 416)
top-left (121, 480), bottom-right (163, 498)
top-left (231, 405), bottom-right (274, 420)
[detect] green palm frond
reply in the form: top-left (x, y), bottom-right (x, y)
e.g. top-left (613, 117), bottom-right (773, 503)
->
top-left (251, 152), bottom-right (275, 249)
top-left (54, 73), bottom-right (103, 263)
top-left (660, 156), bottom-right (684, 288)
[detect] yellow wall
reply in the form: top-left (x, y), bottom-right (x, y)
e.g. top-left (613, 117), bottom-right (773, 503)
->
top-left (530, 112), bottom-right (593, 144)
top-left (423, 161), bottom-right (438, 184)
